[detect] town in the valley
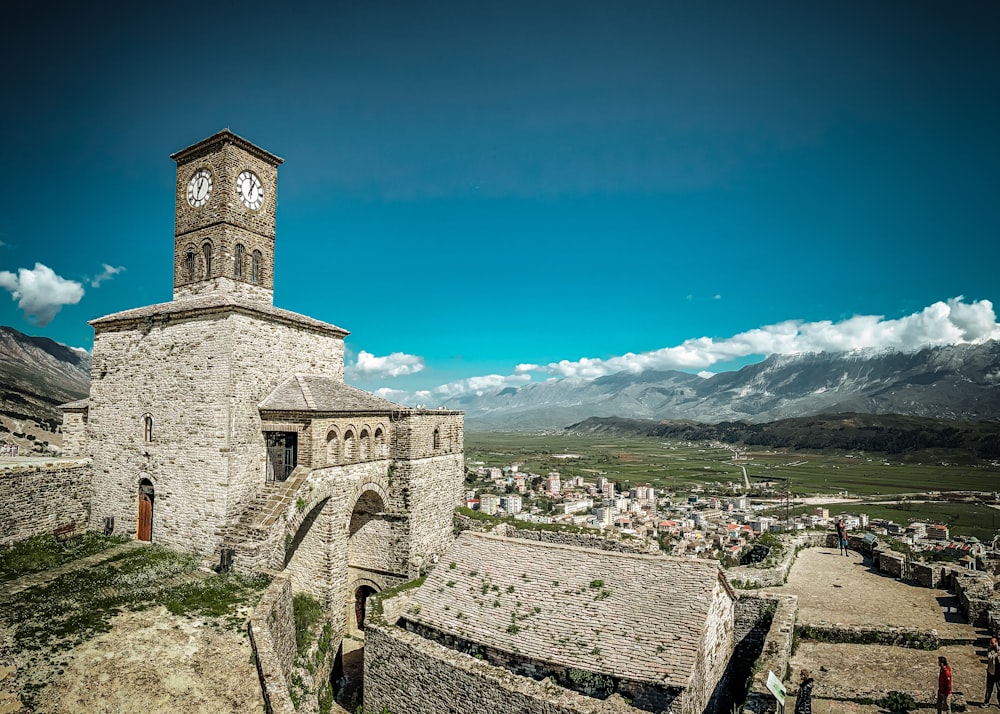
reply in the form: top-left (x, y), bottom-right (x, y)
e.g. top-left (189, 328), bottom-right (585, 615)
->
top-left (465, 447), bottom-right (996, 565)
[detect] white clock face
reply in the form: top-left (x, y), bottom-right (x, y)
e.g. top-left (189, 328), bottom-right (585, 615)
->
top-left (237, 170), bottom-right (264, 210)
top-left (186, 168), bottom-right (213, 208)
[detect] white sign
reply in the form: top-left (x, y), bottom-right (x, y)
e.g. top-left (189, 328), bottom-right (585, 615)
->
top-left (766, 670), bottom-right (786, 706)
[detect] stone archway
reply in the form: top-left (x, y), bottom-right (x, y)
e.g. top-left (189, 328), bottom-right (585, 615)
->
top-left (346, 578), bottom-right (381, 635)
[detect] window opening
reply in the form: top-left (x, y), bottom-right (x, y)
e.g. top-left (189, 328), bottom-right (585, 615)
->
top-left (185, 248), bottom-right (196, 282)
top-left (252, 250), bottom-right (261, 284)
top-left (234, 243), bottom-right (245, 279)
top-left (202, 243), bottom-right (212, 278)
top-left (265, 432), bottom-right (297, 482)
top-left (143, 414), bottom-right (153, 443)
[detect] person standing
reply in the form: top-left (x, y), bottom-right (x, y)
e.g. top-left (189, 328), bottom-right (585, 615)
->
top-left (836, 519), bottom-right (849, 556)
top-left (794, 668), bottom-right (814, 714)
top-left (939, 656), bottom-right (953, 714)
top-left (983, 637), bottom-right (1000, 707)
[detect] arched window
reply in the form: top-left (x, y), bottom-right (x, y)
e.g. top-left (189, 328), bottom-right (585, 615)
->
top-left (185, 247), bottom-right (196, 282)
top-left (202, 243), bottom-right (212, 278)
top-left (344, 430), bottom-right (356, 461)
top-left (143, 414), bottom-right (153, 443)
top-left (374, 427), bottom-right (386, 458)
top-left (360, 428), bottom-right (371, 460)
top-left (234, 244), bottom-right (245, 279)
top-left (326, 429), bottom-right (340, 464)
top-left (251, 250), bottom-right (262, 284)
top-left (433, 427), bottom-right (441, 450)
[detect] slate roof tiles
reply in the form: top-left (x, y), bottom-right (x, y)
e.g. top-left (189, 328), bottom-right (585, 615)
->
top-left (404, 532), bottom-right (732, 689)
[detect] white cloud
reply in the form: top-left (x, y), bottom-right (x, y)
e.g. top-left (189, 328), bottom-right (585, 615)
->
top-left (89, 263), bottom-right (125, 288)
top-left (351, 350), bottom-right (425, 378)
top-left (529, 297), bottom-right (1000, 379)
top-left (0, 263), bottom-right (84, 326)
top-left (362, 298), bottom-right (1000, 406)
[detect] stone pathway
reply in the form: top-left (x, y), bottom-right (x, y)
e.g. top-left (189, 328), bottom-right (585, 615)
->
top-left (768, 546), bottom-right (991, 708)
top-left (0, 540), bottom-right (142, 597)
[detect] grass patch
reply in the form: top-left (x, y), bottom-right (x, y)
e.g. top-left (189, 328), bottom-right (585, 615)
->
top-left (0, 541), bottom-right (270, 710)
top-left (293, 592), bottom-right (324, 656)
top-left (0, 532), bottom-right (124, 583)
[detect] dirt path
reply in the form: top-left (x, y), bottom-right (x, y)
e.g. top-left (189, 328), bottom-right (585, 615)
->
top-left (35, 607), bottom-right (263, 714)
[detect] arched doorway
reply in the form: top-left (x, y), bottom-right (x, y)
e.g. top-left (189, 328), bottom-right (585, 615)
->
top-left (354, 584), bottom-right (378, 631)
top-left (137, 479), bottom-right (154, 542)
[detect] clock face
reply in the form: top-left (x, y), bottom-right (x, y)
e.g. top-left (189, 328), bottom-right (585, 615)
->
top-left (237, 170), bottom-right (264, 210)
top-left (186, 168), bottom-right (213, 208)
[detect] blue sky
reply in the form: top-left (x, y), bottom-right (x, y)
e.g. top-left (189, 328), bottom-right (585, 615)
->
top-left (1, 1), bottom-right (998, 405)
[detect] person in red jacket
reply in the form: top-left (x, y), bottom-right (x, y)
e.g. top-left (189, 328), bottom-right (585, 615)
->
top-left (939, 656), bottom-right (953, 714)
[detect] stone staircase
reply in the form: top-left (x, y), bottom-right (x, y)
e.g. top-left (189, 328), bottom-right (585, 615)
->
top-left (213, 466), bottom-right (312, 572)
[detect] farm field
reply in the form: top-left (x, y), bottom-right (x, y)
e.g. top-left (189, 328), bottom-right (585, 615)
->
top-left (465, 432), bottom-right (1000, 540)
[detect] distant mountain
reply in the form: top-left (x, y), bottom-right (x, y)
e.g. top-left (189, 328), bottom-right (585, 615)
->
top-left (565, 413), bottom-right (1000, 461)
top-left (448, 341), bottom-right (1000, 430)
top-left (0, 326), bottom-right (91, 437)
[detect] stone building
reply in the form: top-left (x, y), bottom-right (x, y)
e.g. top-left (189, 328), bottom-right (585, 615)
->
top-left (60, 129), bottom-right (464, 625)
top-left (365, 532), bottom-right (736, 714)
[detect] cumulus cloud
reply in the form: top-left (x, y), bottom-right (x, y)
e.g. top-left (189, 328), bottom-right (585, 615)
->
top-left (431, 372), bottom-right (533, 399)
top-left (530, 297), bottom-right (1000, 379)
top-left (362, 298), bottom-right (1000, 406)
top-left (0, 263), bottom-right (84, 326)
top-left (89, 263), bottom-right (125, 288)
top-left (351, 350), bottom-right (425, 378)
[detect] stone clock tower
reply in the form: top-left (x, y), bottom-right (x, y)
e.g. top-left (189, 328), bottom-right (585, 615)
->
top-left (170, 129), bottom-right (283, 304)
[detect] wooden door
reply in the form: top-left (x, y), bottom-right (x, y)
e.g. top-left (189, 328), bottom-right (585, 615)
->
top-left (138, 492), bottom-right (153, 541)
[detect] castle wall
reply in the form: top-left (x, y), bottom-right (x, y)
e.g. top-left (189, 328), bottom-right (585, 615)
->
top-left (225, 311), bottom-right (345, 521)
top-left (390, 413), bottom-right (464, 569)
top-left (59, 411), bottom-right (87, 458)
top-left (88, 313), bottom-right (233, 551)
top-left (683, 579), bottom-right (736, 714)
top-left (0, 460), bottom-right (92, 545)
top-left (87, 309), bottom-right (345, 554)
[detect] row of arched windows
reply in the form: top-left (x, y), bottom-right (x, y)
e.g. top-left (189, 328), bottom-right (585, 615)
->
top-left (326, 425), bottom-right (388, 465)
top-left (184, 242), bottom-right (262, 284)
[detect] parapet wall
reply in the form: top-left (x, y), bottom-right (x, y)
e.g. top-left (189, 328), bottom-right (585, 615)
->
top-left (248, 573), bottom-right (296, 714)
top-left (727, 533), bottom-right (826, 589)
top-left (454, 512), bottom-right (659, 555)
top-left (0, 459), bottom-right (92, 545)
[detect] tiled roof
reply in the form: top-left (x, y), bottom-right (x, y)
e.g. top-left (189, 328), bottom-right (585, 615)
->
top-left (59, 398), bottom-right (89, 410)
top-left (90, 294), bottom-right (348, 337)
top-left (404, 532), bottom-right (731, 688)
top-left (259, 374), bottom-right (404, 413)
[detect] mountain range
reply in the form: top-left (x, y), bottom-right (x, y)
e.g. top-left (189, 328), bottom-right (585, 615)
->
top-left (2, 325), bottom-right (999, 436)
top-left (0, 326), bottom-right (91, 447)
top-left (442, 341), bottom-right (1000, 430)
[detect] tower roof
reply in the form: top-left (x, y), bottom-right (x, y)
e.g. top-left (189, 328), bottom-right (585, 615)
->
top-left (170, 129), bottom-right (284, 167)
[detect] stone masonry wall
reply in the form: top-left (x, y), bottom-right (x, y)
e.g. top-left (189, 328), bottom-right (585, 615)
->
top-left (87, 308), bottom-right (345, 555)
top-left (727, 532), bottom-right (826, 589)
top-left (88, 313), bottom-right (237, 551)
top-left (403, 453), bottom-right (465, 571)
top-left (455, 513), bottom-right (660, 554)
top-left (743, 595), bottom-right (798, 714)
top-left (248, 573), bottom-right (296, 714)
top-left (684, 580), bottom-right (736, 714)
top-left (59, 411), bottom-right (87, 458)
top-left (0, 460), bottom-right (92, 545)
